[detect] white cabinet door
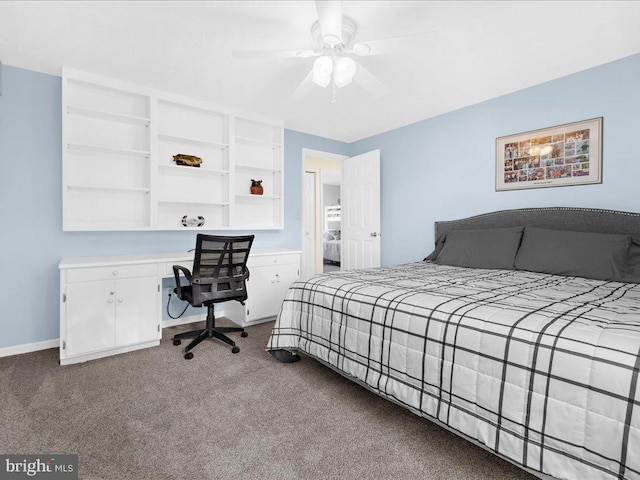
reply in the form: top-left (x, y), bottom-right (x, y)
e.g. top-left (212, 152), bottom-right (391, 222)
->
top-left (272, 263), bottom-right (300, 308)
top-left (245, 267), bottom-right (281, 322)
top-left (114, 277), bottom-right (159, 346)
top-left (65, 281), bottom-right (116, 356)
top-left (246, 263), bottom-right (299, 322)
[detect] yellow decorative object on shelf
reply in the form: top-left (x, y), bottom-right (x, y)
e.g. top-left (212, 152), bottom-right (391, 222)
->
top-left (172, 154), bottom-right (202, 168)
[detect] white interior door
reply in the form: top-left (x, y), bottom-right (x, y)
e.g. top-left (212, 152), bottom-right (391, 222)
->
top-left (342, 150), bottom-right (381, 270)
top-left (301, 171), bottom-right (316, 277)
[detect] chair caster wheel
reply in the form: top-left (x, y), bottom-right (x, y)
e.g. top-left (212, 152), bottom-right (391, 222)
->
top-left (241, 332), bottom-right (248, 338)
top-left (173, 339), bottom-right (181, 346)
top-left (232, 346), bottom-right (240, 354)
top-left (184, 352), bottom-right (194, 360)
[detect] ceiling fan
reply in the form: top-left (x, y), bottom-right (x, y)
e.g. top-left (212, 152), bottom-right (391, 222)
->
top-left (231, 1), bottom-right (437, 103)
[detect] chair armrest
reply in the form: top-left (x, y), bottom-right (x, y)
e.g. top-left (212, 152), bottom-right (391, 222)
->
top-left (172, 265), bottom-right (193, 297)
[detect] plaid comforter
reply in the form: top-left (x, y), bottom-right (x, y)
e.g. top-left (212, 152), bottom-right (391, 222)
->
top-left (267, 262), bottom-right (640, 480)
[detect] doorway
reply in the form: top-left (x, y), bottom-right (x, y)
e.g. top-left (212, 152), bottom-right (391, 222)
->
top-left (321, 173), bottom-right (341, 273)
top-left (301, 149), bottom-right (347, 277)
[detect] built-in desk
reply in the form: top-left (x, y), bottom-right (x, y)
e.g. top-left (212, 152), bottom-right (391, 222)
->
top-left (59, 249), bottom-right (300, 365)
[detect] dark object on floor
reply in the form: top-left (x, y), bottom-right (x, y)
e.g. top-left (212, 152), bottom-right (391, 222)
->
top-left (268, 349), bottom-right (301, 363)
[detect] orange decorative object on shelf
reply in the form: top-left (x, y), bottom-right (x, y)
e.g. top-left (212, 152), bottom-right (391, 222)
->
top-left (250, 179), bottom-right (264, 195)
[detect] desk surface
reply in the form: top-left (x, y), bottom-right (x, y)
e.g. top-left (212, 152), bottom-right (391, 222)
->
top-left (59, 248), bottom-right (300, 269)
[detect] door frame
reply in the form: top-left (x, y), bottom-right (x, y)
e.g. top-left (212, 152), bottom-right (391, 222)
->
top-left (301, 148), bottom-right (348, 275)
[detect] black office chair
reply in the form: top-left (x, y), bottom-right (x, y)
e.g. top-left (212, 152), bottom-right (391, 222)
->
top-left (172, 234), bottom-right (254, 359)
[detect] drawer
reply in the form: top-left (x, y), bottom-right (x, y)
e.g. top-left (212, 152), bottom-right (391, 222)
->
top-left (248, 253), bottom-right (299, 268)
top-left (66, 263), bottom-right (159, 283)
top-left (164, 261), bottom-right (193, 277)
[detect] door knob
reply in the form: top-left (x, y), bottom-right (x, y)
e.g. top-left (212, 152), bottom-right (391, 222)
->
top-left (370, 232), bottom-right (378, 237)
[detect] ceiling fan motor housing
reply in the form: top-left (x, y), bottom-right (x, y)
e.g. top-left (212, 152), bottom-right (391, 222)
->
top-left (312, 16), bottom-right (357, 52)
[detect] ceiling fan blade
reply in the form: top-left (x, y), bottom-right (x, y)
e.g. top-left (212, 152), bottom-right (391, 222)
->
top-left (315, 0), bottom-right (343, 45)
top-left (286, 71), bottom-right (315, 104)
top-left (349, 30), bottom-right (439, 56)
top-left (353, 63), bottom-right (390, 98)
top-left (231, 49), bottom-right (316, 60)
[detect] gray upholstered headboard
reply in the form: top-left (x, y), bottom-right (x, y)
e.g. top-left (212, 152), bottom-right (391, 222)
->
top-left (434, 207), bottom-right (640, 242)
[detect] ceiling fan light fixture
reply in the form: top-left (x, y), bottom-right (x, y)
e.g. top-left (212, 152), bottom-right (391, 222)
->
top-left (334, 56), bottom-right (357, 88)
top-left (312, 55), bottom-right (333, 88)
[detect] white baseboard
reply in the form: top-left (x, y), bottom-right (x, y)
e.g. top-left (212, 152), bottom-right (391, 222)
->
top-left (0, 339), bottom-right (59, 358)
top-left (1, 312), bottom-right (227, 358)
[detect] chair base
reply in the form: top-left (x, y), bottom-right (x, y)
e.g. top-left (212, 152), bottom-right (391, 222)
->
top-left (172, 305), bottom-right (246, 358)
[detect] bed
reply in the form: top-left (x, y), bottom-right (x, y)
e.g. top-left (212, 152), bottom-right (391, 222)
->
top-left (322, 229), bottom-right (341, 264)
top-left (267, 207), bottom-right (640, 480)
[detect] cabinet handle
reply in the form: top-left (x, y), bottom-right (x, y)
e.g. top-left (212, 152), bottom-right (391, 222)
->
top-left (112, 271), bottom-right (119, 276)
top-left (118, 298), bottom-right (123, 303)
top-left (276, 274), bottom-right (281, 283)
top-left (108, 298), bottom-right (114, 303)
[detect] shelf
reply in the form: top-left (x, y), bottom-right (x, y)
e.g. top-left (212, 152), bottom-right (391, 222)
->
top-left (65, 222), bottom-right (152, 232)
top-left (158, 165), bottom-right (228, 176)
top-left (158, 98), bottom-right (229, 118)
top-left (67, 105), bottom-right (150, 126)
top-left (235, 194), bottom-right (282, 200)
top-left (67, 77), bottom-right (149, 102)
top-left (229, 226), bottom-right (284, 230)
top-left (158, 133), bottom-right (228, 149)
top-left (235, 164), bottom-right (281, 173)
top-left (157, 200), bottom-right (230, 207)
top-left (67, 143), bottom-right (150, 158)
top-left (235, 136), bottom-right (281, 148)
top-left (67, 184), bottom-right (150, 193)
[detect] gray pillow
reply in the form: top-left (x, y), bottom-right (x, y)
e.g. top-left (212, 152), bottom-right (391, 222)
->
top-left (433, 226), bottom-right (524, 270)
top-left (514, 227), bottom-right (637, 282)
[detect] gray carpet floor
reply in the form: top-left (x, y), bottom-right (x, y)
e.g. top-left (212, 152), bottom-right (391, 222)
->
top-left (0, 319), bottom-right (535, 480)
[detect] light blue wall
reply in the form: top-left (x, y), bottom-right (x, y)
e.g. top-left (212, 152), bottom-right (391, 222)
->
top-left (0, 65), bottom-right (348, 349)
top-left (349, 53), bottom-right (640, 267)
top-left (3, 53), bottom-right (640, 349)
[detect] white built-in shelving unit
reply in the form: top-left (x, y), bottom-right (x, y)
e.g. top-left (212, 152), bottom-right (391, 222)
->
top-left (233, 117), bottom-right (283, 229)
top-left (62, 68), bottom-right (284, 231)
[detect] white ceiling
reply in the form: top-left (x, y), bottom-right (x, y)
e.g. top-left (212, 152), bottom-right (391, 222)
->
top-left (1, 1), bottom-right (639, 143)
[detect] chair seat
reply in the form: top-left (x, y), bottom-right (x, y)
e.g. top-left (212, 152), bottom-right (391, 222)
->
top-left (174, 285), bottom-right (194, 304)
top-left (174, 286), bottom-right (228, 306)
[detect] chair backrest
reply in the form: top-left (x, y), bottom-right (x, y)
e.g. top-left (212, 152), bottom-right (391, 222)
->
top-left (191, 234), bottom-right (255, 304)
